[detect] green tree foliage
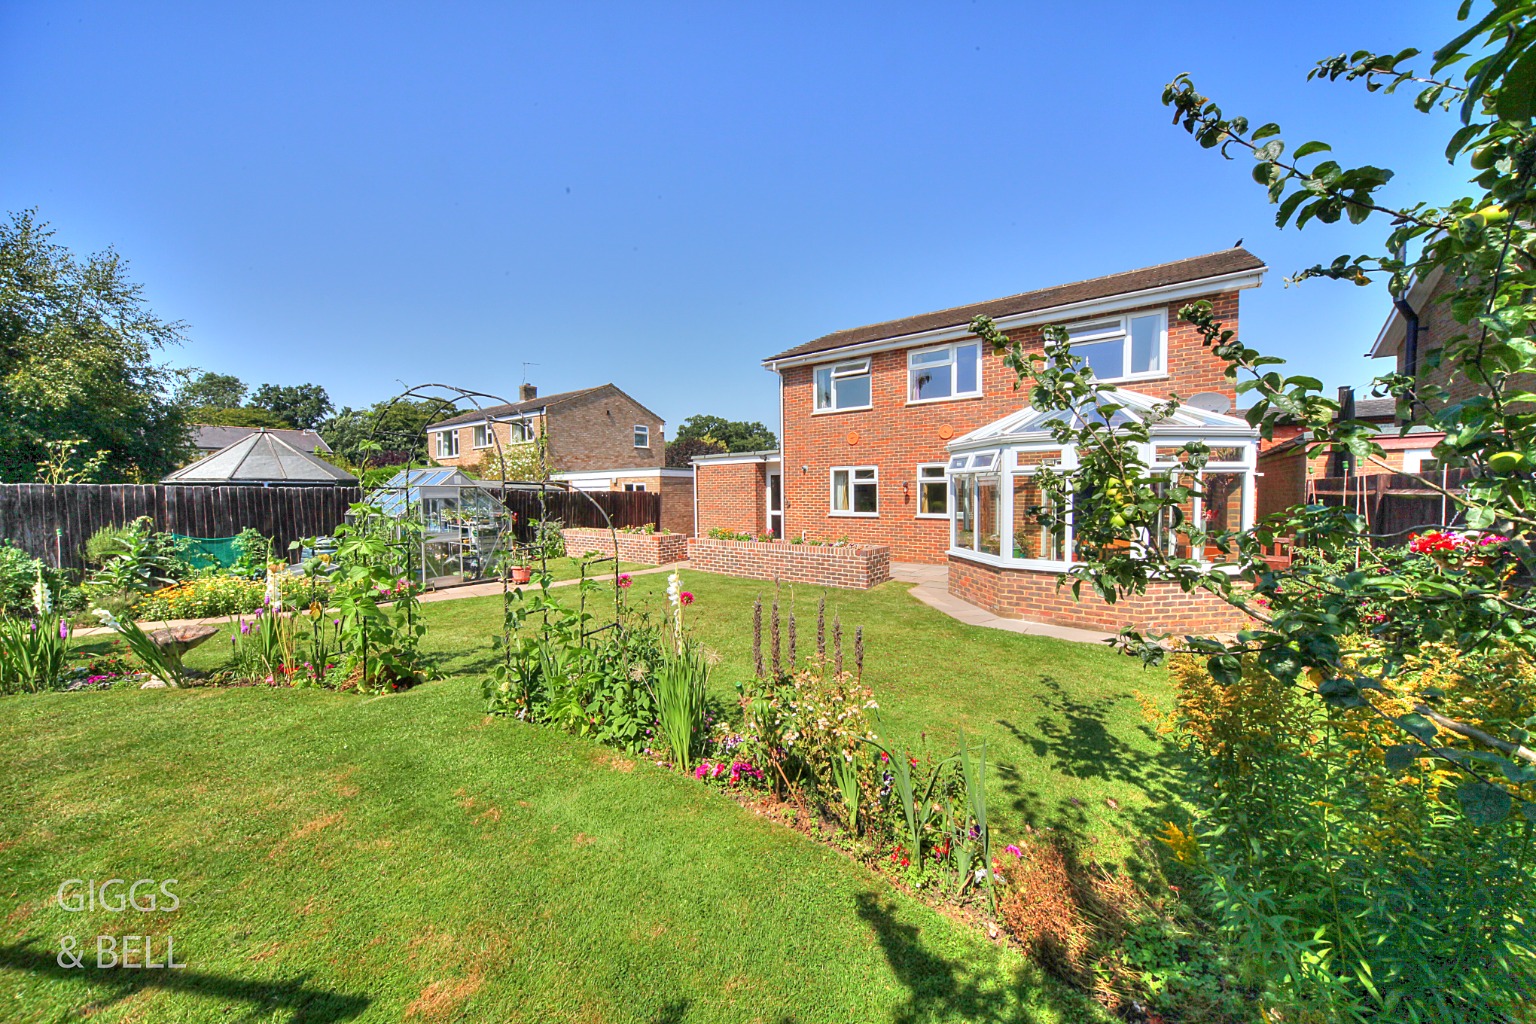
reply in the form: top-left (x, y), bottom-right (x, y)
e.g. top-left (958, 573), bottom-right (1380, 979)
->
top-left (180, 371), bottom-right (247, 410)
top-left (672, 414), bottom-right (777, 452)
top-left (664, 436), bottom-right (728, 467)
top-left (249, 383), bottom-right (333, 431)
top-left (187, 406), bottom-right (290, 428)
top-left (0, 209), bottom-right (191, 481)
top-left (320, 398), bottom-right (458, 466)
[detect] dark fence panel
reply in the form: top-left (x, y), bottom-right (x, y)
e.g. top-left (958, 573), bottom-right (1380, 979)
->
top-left (1308, 468), bottom-right (1472, 544)
top-left (0, 484), bottom-right (362, 573)
top-left (496, 487), bottom-right (661, 543)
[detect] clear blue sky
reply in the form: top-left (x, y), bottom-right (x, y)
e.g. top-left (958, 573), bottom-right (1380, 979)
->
top-left (1, 1), bottom-right (1467, 433)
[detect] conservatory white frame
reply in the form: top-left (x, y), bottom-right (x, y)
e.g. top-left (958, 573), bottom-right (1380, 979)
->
top-left (944, 390), bottom-right (1260, 572)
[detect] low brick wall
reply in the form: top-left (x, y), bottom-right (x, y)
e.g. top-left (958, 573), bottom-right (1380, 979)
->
top-left (688, 537), bottom-right (892, 590)
top-left (948, 555), bottom-right (1250, 634)
top-left (562, 527), bottom-right (688, 566)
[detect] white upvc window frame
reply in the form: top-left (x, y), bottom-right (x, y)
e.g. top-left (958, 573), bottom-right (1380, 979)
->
top-left (830, 465), bottom-right (879, 517)
top-left (435, 430), bottom-right (460, 459)
top-left (916, 463), bottom-right (948, 518)
top-left (1146, 439), bottom-right (1256, 567)
top-left (633, 424), bottom-right (651, 449)
top-left (508, 418), bottom-right (532, 443)
top-left (907, 341), bottom-right (982, 405)
top-left (1063, 309), bottom-right (1168, 383)
top-left (472, 423), bottom-right (495, 449)
top-left (623, 481), bottom-right (647, 492)
top-left (813, 358), bottom-right (873, 413)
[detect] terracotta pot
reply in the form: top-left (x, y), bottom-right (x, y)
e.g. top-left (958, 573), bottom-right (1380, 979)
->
top-left (510, 566), bottom-right (532, 584)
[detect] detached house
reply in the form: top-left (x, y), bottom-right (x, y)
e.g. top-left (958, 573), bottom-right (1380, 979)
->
top-left (694, 249), bottom-right (1269, 633)
top-left (427, 383), bottom-right (693, 534)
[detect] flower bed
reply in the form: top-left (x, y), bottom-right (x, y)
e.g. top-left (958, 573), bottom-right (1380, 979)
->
top-left (137, 574), bottom-right (336, 620)
top-left (560, 527), bottom-right (687, 566)
top-left (686, 537), bottom-right (891, 590)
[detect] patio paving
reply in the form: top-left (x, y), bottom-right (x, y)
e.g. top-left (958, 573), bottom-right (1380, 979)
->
top-left (891, 562), bottom-right (1117, 646)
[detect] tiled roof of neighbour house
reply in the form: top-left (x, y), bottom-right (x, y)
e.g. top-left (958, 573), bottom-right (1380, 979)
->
top-left (1238, 396), bottom-right (1399, 424)
top-left (163, 430), bottom-right (357, 485)
top-left (765, 248), bottom-right (1267, 363)
top-left (192, 425), bottom-right (332, 453)
top-left (426, 386), bottom-right (605, 429)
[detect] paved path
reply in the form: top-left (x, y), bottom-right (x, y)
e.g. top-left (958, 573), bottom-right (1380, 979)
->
top-left (71, 562), bottom-right (689, 637)
top-left (891, 562), bottom-right (1117, 646)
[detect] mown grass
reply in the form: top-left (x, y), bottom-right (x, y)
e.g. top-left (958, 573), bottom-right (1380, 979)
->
top-left (2, 570), bottom-right (1181, 1022)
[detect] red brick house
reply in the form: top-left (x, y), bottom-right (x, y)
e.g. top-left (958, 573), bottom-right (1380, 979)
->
top-left (693, 249), bottom-right (1269, 632)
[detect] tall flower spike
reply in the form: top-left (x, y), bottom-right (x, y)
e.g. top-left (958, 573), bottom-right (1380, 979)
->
top-left (833, 615), bottom-right (843, 678)
top-left (855, 626), bottom-right (864, 679)
top-left (752, 595), bottom-right (764, 679)
top-left (770, 590), bottom-right (781, 678)
top-left (787, 611), bottom-right (797, 669)
top-left (817, 594), bottom-right (826, 660)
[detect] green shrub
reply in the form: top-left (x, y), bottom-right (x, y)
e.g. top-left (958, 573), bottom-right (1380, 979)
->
top-left (0, 544), bottom-right (54, 616)
top-left (84, 524), bottom-right (131, 567)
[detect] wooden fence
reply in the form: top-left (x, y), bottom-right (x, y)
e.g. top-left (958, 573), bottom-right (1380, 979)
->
top-left (496, 487), bottom-right (662, 543)
top-left (1307, 468), bottom-right (1471, 543)
top-left (0, 484), bottom-right (362, 573)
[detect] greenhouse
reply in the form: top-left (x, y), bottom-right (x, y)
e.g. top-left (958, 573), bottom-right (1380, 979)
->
top-left (370, 468), bottom-right (516, 587)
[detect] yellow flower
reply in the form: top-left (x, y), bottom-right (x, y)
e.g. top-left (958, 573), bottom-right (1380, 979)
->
top-left (1157, 821), bottom-right (1203, 866)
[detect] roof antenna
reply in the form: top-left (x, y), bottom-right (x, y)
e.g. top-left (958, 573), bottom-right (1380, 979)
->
top-left (521, 361), bottom-right (539, 385)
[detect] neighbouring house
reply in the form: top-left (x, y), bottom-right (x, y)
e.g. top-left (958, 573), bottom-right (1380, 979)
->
top-left (191, 424), bottom-right (331, 457)
top-left (162, 428), bottom-right (357, 486)
top-left (426, 383), bottom-right (689, 532)
top-left (693, 248), bottom-right (1268, 633)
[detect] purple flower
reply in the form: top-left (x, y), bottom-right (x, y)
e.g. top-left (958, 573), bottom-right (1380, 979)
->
top-left (59, 621), bottom-right (69, 640)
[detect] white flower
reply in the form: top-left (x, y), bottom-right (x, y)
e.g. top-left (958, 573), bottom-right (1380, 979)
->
top-left (32, 569), bottom-right (51, 616)
top-left (264, 569), bottom-right (283, 611)
top-left (92, 607), bottom-right (122, 631)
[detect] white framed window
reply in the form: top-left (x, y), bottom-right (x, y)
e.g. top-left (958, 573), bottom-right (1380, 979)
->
top-left (917, 464), bottom-right (948, 517)
top-left (814, 358), bottom-right (872, 412)
top-left (472, 424), bottom-right (494, 449)
top-left (908, 342), bottom-right (981, 403)
top-left (830, 466), bottom-right (878, 516)
top-left (1063, 310), bottom-right (1166, 382)
top-left (623, 482), bottom-right (647, 492)
top-left (634, 425), bottom-right (650, 448)
top-left (435, 430), bottom-right (459, 458)
top-left (509, 419), bottom-right (532, 443)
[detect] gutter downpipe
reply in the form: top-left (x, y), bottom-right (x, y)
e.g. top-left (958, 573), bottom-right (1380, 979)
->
top-left (1393, 294), bottom-right (1421, 424)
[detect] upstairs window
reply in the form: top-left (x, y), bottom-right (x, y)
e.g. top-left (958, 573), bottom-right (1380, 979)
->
top-left (435, 430), bottom-right (459, 458)
top-left (472, 424), bottom-right (494, 449)
top-left (634, 425), bottom-right (650, 448)
top-left (908, 342), bottom-right (981, 402)
top-left (830, 466), bottom-right (878, 515)
top-left (1064, 311), bottom-right (1165, 381)
top-left (814, 359), bottom-right (872, 411)
top-left (509, 419), bottom-right (532, 443)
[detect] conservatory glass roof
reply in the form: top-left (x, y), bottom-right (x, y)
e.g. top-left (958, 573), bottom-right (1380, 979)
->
top-left (370, 467), bottom-right (497, 517)
top-left (948, 388), bottom-right (1256, 452)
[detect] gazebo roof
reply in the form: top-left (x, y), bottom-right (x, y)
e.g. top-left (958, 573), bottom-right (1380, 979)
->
top-left (949, 388), bottom-right (1257, 452)
top-left (162, 429), bottom-right (357, 485)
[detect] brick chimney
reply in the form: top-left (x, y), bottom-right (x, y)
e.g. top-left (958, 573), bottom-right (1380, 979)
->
top-left (519, 383), bottom-right (538, 402)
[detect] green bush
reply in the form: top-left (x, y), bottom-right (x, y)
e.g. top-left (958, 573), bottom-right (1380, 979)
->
top-left (0, 544), bottom-right (54, 616)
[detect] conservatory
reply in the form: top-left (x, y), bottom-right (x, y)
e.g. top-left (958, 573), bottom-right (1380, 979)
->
top-left (942, 390), bottom-right (1260, 633)
top-left (370, 468), bottom-right (516, 587)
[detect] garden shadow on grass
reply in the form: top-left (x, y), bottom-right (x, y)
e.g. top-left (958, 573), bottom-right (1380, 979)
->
top-left (854, 892), bottom-right (1051, 1024)
top-left (0, 939), bottom-right (370, 1022)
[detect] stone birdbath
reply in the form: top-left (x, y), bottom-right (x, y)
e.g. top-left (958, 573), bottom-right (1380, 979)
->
top-left (136, 624), bottom-right (221, 687)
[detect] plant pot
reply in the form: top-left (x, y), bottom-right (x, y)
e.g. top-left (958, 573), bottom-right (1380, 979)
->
top-left (510, 566), bottom-right (532, 584)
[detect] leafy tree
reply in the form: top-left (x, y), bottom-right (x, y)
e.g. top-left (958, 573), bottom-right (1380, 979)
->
top-left (320, 398), bottom-right (457, 466)
top-left (250, 383), bottom-right (333, 430)
top-left (188, 406), bottom-right (290, 428)
top-left (180, 371), bottom-right (247, 410)
top-left (672, 414), bottom-right (777, 453)
top-left (0, 209), bottom-right (192, 481)
top-left (664, 436), bottom-right (727, 467)
top-left (967, 5), bottom-right (1536, 1015)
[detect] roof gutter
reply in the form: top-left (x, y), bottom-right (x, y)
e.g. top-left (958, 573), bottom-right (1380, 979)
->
top-left (762, 266), bottom-right (1266, 370)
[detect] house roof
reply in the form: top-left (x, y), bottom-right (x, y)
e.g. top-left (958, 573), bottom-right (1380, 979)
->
top-left (949, 389), bottom-right (1258, 452)
top-left (1369, 264), bottom-right (1447, 359)
top-left (766, 248), bottom-right (1267, 363)
top-left (162, 429), bottom-right (357, 485)
top-left (192, 424), bottom-right (331, 453)
top-left (426, 383), bottom-right (664, 429)
top-left (1238, 396), bottom-right (1398, 424)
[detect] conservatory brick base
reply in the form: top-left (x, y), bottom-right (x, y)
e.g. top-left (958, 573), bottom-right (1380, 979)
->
top-left (688, 537), bottom-right (892, 590)
top-left (947, 555), bottom-right (1249, 635)
top-left (561, 527), bottom-right (688, 565)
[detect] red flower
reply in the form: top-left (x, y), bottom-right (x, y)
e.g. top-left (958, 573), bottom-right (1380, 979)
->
top-left (680, 592), bottom-right (695, 606)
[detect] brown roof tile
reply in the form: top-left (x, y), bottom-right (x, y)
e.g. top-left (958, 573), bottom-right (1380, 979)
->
top-left (766, 248), bottom-right (1266, 362)
top-left (428, 386), bottom-right (605, 428)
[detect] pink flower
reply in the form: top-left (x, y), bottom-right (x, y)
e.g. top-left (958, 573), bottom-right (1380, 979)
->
top-left (617, 574), bottom-right (633, 589)
top-left (679, 592), bottom-right (694, 606)
top-left (1005, 844), bottom-right (1023, 857)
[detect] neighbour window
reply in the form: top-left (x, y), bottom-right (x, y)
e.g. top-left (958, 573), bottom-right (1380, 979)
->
top-left (814, 359), bottom-right (872, 411)
top-left (472, 424), bottom-right (494, 449)
top-left (624, 482), bottom-right (647, 492)
top-left (1064, 311), bottom-right (1165, 381)
top-left (830, 466), bottom-right (878, 515)
top-left (917, 464), bottom-right (948, 516)
top-left (634, 425), bottom-right (650, 448)
top-left (908, 342), bottom-right (981, 402)
top-left (1403, 449), bottom-right (1439, 474)
top-left (509, 419), bottom-right (532, 443)
top-left (435, 430), bottom-right (459, 458)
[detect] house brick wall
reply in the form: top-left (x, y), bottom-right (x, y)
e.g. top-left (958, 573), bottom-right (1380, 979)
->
top-left (433, 415), bottom-right (547, 471)
top-left (545, 387), bottom-right (665, 474)
top-left (780, 291), bottom-right (1245, 563)
top-left (687, 538), bottom-right (891, 590)
top-left (948, 556), bottom-right (1250, 634)
top-left (562, 527), bottom-right (687, 565)
top-left (695, 462), bottom-right (768, 538)
top-left (658, 475), bottom-right (695, 536)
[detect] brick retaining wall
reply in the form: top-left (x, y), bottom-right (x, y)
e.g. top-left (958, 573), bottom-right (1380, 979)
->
top-left (688, 537), bottom-right (891, 590)
top-left (948, 555), bottom-right (1250, 634)
top-left (562, 527), bottom-right (688, 565)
